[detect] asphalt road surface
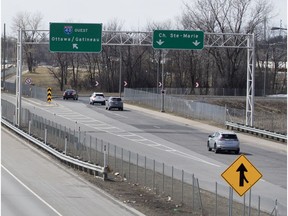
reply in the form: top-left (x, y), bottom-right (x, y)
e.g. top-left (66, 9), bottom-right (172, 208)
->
top-left (1, 127), bottom-right (145, 216)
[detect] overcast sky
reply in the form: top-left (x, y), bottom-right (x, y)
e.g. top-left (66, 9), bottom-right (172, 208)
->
top-left (1, 0), bottom-right (287, 35)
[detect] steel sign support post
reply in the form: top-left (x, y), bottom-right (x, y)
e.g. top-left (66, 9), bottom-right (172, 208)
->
top-left (16, 29), bottom-right (23, 127)
top-left (246, 34), bottom-right (255, 126)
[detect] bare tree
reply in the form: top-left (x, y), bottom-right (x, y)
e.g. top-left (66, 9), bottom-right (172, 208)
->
top-left (83, 53), bottom-right (101, 89)
top-left (49, 53), bottom-right (69, 91)
top-left (181, 0), bottom-right (273, 89)
top-left (12, 11), bottom-right (44, 72)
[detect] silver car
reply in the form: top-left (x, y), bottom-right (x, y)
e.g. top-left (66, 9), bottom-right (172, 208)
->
top-left (207, 131), bottom-right (240, 154)
top-left (105, 97), bottom-right (123, 111)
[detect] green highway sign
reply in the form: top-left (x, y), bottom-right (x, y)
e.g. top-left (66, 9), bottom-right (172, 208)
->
top-left (49, 23), bottom-right (102, 53)
top-left (153, 30), bottom-right (204, 50)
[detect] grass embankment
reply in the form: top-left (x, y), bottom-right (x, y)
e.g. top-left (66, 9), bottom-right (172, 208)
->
top-left (22, 67), bottom-right (62, 94)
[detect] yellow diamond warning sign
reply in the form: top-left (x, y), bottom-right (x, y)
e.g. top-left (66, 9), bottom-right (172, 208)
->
top-left (221, 154), bottom-right (262, 196)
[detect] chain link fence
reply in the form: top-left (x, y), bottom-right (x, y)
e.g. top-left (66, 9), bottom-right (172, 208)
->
top-left (123, 88), bottom-right (227, 124)
top-left (3, 81), bottom-right (47, 99)
top-left (124, 88), bottom-right (287, 134)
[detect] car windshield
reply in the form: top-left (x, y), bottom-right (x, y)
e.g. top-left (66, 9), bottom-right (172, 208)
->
top-left (221, 134), bottom-right (237, 139)
top-left (111, 98), bottom-right (121, 102)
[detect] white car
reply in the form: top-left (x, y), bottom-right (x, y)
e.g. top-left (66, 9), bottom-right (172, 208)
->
top-left (207, 131), bottom-right (240, 154)
top-left (89, 92), bottom-right (105, 105)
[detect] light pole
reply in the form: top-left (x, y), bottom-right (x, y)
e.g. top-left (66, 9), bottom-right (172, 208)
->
top-left (271, 26), bottom-right (287, 37)
top-left (268, 26), bottom-right (287, 94)
top-left (271, 21), bottom-right (287, 37)
top-left (263, 26), bottom-right (287, 96)
top-left (119, 48), bottom-right (122, 97)
top-left (2, 24), bottom-right (6, 90)
top-left (161, 51), bottom-right (165, 112)
top-left (109, 54), bottom-right (122, 97)
top-left (160, 50), bottom-right (168, 112)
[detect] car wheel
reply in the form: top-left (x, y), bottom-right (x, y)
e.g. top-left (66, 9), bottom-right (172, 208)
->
top-left (102, 102), bottom-right (105, 105)
top-left (214, 143), bottom-right (219, 153)
top-left (235, 149), bottom-right (240, 154)
top-left (108, 107), bottom-right (111, 110)
top-left (207, 142), bottom-right (212, 151)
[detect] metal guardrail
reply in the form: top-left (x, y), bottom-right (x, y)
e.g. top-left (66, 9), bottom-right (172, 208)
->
top-left (1, 118), bottom-right (107, 179)
top-left (225, 121), bottom-right (287, 142)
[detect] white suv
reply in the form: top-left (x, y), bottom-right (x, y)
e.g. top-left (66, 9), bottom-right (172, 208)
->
top-left (207, 131), bottom-right (240, 154)
top-left (89, 92), bottom-right (105, 105)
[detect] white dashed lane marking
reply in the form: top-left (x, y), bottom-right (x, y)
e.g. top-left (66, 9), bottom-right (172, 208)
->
top-left (42, 104), bottom-right (220, 167)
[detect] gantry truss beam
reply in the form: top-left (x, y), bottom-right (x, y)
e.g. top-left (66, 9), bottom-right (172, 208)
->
top-left (23, 30), bottom-right (252, 48)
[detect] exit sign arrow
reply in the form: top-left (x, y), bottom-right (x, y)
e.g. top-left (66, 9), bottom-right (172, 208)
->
top-left (73, 44), bottom-right (78, 49)
top-left (193, 40), bottom-right (201, 46)
top-left (156, 39), bottom-right (165, 46)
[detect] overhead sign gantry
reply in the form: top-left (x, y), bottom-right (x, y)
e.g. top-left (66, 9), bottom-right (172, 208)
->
top-left (16, 28), bottom-right (255, 127)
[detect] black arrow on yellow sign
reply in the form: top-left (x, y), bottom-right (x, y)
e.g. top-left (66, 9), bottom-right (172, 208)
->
top-left (236, 163), bottom-right (249, 187)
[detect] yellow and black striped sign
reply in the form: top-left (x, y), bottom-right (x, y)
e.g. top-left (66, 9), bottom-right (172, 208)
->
top-left (47, 87), bottom-right (52, 102)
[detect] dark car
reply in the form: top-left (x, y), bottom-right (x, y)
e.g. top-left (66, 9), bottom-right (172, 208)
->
top-left (63, 89), bottom-right (78, 100)
top-left (105, 97), bottom-right (123, 111)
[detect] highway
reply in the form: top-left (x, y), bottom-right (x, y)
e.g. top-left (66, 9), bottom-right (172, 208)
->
top-left (1, 92), bottom-right (287, 214)
top-left (1, 127), bottom-right (145, 216)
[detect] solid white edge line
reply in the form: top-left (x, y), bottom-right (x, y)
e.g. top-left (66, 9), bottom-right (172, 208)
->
top-left (1, 165), bottom-right (63, 216)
